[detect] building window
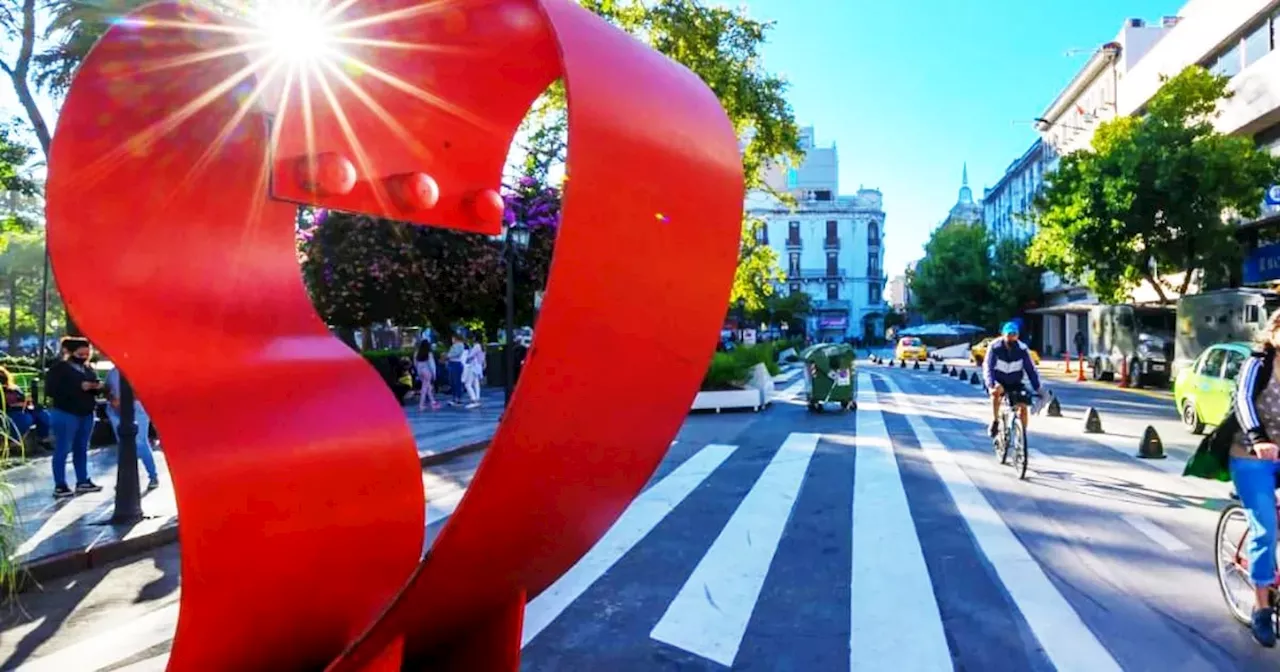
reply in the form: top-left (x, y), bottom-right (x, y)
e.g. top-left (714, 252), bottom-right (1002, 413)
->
top-left (826, 252), bottom-right (838, 276)
top-left (788, 252), bottom-right (800, 276)
top-left (868, 256), bottom-right (880, 278)
top-left (868, 283), bottom-right (881, 304)
top-left (787, 221), bottom-right (800, 245)
top-left (868, 222), bottom-right (880, 245)
top-left (827, 283), bottom-right (839, 300)
top-left (825, 219), bottom-right (837, 243)
top-left (1245, 19), bottom-right (1271, 68)
top-left (814, 190), bottom-right (832, 201)
top-left (789, 282), bottom-right (801, 294)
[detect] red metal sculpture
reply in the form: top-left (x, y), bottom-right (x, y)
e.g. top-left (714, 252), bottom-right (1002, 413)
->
top-left (45, 0), bottom-right (742, 669)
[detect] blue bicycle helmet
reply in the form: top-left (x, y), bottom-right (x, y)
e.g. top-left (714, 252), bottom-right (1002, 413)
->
top-left (1000, 321), bottom-right (1020, 336)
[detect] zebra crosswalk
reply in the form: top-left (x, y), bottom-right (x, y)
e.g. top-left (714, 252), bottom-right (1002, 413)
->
top-left (11, 371), bottom-right (1265, 671)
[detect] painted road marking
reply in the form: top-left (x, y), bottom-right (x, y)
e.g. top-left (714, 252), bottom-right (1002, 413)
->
top-left (15, 603), bottom-right (178, 672)
top-left (849, 374), bottom-right (951, 671)
top-left (774, 374), bottom-right (807, 402)
top-left (648, 433), bottom-right (819, 666)
top-left (879, 375), bottom-right (1123, 672)
top-left (522, 443), bottom-right (739, 646)
top-left (1122, 513), bottom-right (1192, 552)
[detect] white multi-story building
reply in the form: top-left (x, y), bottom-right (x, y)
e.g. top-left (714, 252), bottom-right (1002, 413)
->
top-left (983, 140), bottom-right (1052, 243)
top-left (747, 126), bottom-right (888, 342)
top-left (1024, 4), bottom-right (1280, 354)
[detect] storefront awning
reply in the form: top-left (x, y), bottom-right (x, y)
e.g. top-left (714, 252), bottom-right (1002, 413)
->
top-left (1025, 302), bottom-right (1098, 316)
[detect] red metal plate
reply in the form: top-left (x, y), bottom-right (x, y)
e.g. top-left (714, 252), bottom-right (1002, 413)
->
top-left (46, 0), bottom-right (743, 669)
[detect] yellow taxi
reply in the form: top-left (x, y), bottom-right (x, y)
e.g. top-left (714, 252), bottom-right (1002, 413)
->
top-left (971, 337), bottom-right (1041, 366)
top-left (894, 336), bottom-right (929, 362)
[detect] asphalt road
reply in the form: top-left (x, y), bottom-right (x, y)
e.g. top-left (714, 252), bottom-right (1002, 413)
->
top-left (2, 363), bottom-right (1275, 671)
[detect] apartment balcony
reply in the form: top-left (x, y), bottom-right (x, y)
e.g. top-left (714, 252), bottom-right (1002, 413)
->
top-left (785, 239), bottom-right (802, 250)
top-left (789, 268), bottom-right (847, 280)
top-left (823, 237), bottom-right (840, 250)
top-left (813, 299), bottom-right (851, 312)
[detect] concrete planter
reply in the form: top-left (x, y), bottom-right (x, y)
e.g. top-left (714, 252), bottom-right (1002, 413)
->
top-left (691, 388), bottom-right (763, 413)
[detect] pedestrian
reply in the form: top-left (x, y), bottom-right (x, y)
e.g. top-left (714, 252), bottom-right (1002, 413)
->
top-left (1074, 329), bottom-right (1086, 358)
top-left (45, 337), bottom-right (104, 498)
top-left (446, 333), bottom-right (466, 406)
top-left (414, 339), bottom-right (440, 411)
top-left (462, 336), bottom-right (485, 409)
top-left (0, 366), bottom-right (51, 448)
top-left (103, 365), bottom-right (160, 491)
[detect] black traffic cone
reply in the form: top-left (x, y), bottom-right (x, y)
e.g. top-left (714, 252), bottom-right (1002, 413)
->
top-left (1083, 407), bottom-right (1103, 434)
top-left (1138, 426), bottom-right (1166, 459)
top-left (969, 371), bottom-right (980, 385)
top-left (913, 361), bottom-right (921, 370)
top-left (941, 364), bottom-right (949, 374)
top-left (928, 362), bottom-right (935, 372)
top-left (1040, 395), bottom-right (1062, 418)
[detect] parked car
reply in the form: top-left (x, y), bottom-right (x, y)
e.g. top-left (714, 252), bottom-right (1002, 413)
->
top-left (970, 337), bottom-right (1041, 367)
top-left (894, 337), bottom-right (928, 362)
top-left (1174, 341), bottom-right (1251, 434)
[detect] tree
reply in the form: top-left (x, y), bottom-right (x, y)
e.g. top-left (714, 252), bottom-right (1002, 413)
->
top-left (526, 0), bottom-right (801, 312)
top-left (296, 211), bottom-right (434, 347)
top-left (732, 217), bottom-right (784, 315)
top-left (1029, 66), bottom-right (1280, 304)
top-left (988, 235), bottom-right (1043, 324)
top-left (908, 222), bottom-right (992, 327)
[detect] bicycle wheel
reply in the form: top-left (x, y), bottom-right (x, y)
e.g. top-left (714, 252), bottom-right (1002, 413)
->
top-left (993, 418), bottom-right (1008, 464)
top-left (1011, 417), bottom-right (1028, 479)
top-left (1216, 504), bottom-right (1256, 626)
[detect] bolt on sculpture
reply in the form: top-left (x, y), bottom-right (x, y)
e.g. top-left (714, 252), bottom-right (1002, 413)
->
top-left (45, 0), bottom-right (743, 669)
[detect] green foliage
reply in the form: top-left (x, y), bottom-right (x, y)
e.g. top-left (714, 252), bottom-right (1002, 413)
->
top-left (701, 342), bottom-right (781, 391)
top-left (908, 222), bottom-right (993, 327)
top-left (988, 236), bottom-right (1044, 320)
top-left (1030, 66), bottom-right (1280, 304)
top-left (732, 217), bottom-right (784, 314)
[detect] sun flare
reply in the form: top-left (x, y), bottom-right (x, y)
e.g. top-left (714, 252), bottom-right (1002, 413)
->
top-left (252, 0), bottom-right (340, 65)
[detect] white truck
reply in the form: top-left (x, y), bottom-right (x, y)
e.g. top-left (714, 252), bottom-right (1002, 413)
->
top-left (1173, 288), bottom-right (1280, 379)
top-left (1087, 304), bottom-right (1176, 388)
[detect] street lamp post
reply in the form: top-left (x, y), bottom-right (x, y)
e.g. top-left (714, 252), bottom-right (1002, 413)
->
top-left (502, 221), bottom-right (530, 406)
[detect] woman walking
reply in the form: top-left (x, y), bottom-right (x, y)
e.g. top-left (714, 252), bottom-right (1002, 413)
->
top-left (414, 339), bottom-right (440, 411)
top-left (46, 337), bottom-right (104, 498)
top-left (462, 336), bottom-right (485, 409)
top-left (103, 365), bottom-right (160, 491)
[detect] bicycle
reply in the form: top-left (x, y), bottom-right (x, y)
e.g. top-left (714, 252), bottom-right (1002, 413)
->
top-left (1215, 498), bottom-right (1280, 635)
top-left (991, 387), bottom-right (1040, 480)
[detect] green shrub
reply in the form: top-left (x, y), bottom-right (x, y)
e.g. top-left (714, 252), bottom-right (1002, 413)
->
top-left (729, 343), bottom-right (781, 376)
top-left (703, 352), bottom-right (750, 391)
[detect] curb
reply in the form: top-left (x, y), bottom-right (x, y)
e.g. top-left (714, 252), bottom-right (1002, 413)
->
top-left (14, 437), bottom-right (492, 592)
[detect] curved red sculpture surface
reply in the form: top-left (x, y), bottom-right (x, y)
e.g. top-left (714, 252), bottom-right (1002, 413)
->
top-left (45, 0), bottom-right (743, 669)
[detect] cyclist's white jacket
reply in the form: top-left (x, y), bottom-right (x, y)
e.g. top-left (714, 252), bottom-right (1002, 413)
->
top-left (983, 339), bottom-right (1041, 392)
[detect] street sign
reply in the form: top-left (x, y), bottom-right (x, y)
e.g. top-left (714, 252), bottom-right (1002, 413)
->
top-left (1266, 185), bottom-right (1280, 206)
top-left (1243, 242), bottom-right (1280, 284)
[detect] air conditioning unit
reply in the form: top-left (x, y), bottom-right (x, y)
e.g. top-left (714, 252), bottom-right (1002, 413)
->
top-left (1127, 18), bottom-right (1145, 28)
top-left (1161, 16), bottom-right (1181, 28)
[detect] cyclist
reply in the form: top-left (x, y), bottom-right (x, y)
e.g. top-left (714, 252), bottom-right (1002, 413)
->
top-left (1230, 309), bottom-right (1280, 647)
top-left (983, 321), bottom-right (1043, 439)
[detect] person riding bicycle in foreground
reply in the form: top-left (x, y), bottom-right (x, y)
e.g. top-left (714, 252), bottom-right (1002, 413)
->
top-left (1228, 310), bottom-right (1280, 648)
top-left (983, 321), bottom-right (1043, 439)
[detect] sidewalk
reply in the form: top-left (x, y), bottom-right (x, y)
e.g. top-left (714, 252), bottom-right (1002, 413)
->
top-left (8, 387), bottom-right (503, 587)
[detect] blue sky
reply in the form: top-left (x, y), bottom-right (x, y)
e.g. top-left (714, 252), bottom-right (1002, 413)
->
top-left (741, 0), bottom-right (1185, 276)
top-left (1, 0), bottom-right (1187, 278)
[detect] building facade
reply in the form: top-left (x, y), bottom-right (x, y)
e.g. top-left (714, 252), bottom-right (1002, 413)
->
top-left (941, 164), bottom-right (982, 227)
top-left (983, 140), bottom-right (1052, 243)
top-left (747, 126), bottom-right (889, 342)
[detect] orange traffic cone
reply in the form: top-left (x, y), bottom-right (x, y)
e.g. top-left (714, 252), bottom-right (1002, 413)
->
top-left (1118, 358), bottom-right (1130, 388)
top-left (1064, 352), bottom-right (1072, 374)
top-left (1076, 354), bottom-right (1086, 382)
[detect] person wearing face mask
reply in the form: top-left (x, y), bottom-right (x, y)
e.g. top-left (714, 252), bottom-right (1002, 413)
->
top-left (45, 337), bottom-right (105, 498)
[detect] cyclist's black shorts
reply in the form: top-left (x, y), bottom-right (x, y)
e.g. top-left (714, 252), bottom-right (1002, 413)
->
top-left (1000, 384), bottom-right (1033, 406)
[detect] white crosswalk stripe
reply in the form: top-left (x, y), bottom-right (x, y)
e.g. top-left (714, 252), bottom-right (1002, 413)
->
top-left (14, 371), bottom-right (1225, 672)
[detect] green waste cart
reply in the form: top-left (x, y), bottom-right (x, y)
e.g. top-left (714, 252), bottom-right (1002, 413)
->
top-left (802, 343), bottom-right (857, 412)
